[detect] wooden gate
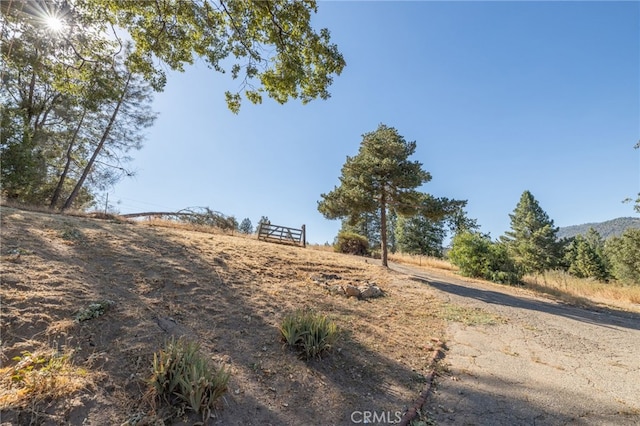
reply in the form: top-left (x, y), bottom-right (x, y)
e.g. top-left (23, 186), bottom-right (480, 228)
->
top-left (257, 223), bottom-right (306, 247)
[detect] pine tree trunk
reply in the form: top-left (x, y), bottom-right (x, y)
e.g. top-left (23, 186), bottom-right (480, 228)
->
top-left (50, 109), bottom-right (86, 208)
top-left (62, 72), bottom-right (131, 211)
top-left (380, 191), bottom-right (388, 268)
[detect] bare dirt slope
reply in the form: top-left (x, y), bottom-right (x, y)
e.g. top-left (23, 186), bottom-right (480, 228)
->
top-left (1, 207), bottom-right (446, 425)
top-left (390, 264), bottom-right (640, 425)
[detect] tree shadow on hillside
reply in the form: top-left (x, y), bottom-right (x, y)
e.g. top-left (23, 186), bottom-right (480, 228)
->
top-left (2, 214), bottom-right (439, 425)
top-left (6, 210), bottom-right (631, 425)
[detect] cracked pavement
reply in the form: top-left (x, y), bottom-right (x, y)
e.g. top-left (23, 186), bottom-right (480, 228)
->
top-left (391, 264), bottom-right (640, 425)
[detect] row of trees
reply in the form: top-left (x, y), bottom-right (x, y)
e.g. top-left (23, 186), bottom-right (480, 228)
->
top-left (2, 0), bottom-right (345, 210)
top-left (449, 191), bottom-right (639, 285)
top-left (335, 197), bottom-right (477, 259)
top-left (317, 124), bottom-right (639, 285)
top-left (1, 1), bottom-right (156, 209)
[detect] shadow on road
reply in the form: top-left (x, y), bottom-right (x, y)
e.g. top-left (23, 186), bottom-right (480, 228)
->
top-left (391, 264), bottom-right (640, 332)
top-left (426, 369), bottom-right (640, 426)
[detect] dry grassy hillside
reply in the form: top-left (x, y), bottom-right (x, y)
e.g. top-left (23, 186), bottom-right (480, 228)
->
top-left (0, 206), bottom-right (449, 425)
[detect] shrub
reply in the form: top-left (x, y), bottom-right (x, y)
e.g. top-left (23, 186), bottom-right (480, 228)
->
top-left (334, 231), bottom-right (369, 256)
top-left (448, 231), bottom-right (522, 285)
top-left (485, 242), bottom-right (522, 285)
top-left (448, 231), bottom-right (492, 278)
top-left (149, 338), bottom-right (229, 420)
top-left (279, 310), bottom-right (338, 360)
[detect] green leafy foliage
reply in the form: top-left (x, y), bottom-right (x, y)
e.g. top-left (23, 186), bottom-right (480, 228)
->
top-left (448, 231), bottom-right (491, 278)
top-left (484, 242), bottom-right (522, 285)
top-left (9, 351), bottom-right (53, 385)
top-left (1, 0), bottom-right (344, 208)
top-left (149, 338), bottom-right (230, 419)
top-left (501, 191), bottom-right (561, 275)
top-left (449, 231), bottom-right (522, 285)
top-left (393, 196), bottom-right (474, 257)
top-left (318, 124), bottom-right (432, 267)
top-left (279, 310), bottom-right (338, 360)
top-left (605, 228), bottom-right (640, 285)
top-left (75, 0), bottom-right (346, 111)
top-left (334, 231), bottom-right (369, 256)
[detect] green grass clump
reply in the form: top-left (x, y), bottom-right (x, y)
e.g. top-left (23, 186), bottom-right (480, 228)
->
top-left (149, 338), bottom-right (229, 420)
top-left (279, 310), bottom-right (338, 360)
top-left (60, 227), bottom-right (84, 241)
top-left (74, 300), bottom-right (115, 322)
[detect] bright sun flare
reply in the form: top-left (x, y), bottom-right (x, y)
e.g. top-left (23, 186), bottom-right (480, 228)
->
top-left (45, 15), bottom-right (64, 32)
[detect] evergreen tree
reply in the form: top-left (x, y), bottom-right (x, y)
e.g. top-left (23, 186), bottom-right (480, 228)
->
top-left (501, 190), bottom-right (561, 275)
top-left (340, 212), bottom-right (381, 249)
top-left (239, 218), bottom-right (253, 234)
top-left (605, 228), bottom-right (640, 285)
top-left (394, 196), bottom-right (473, 256)
top-left (318, 124), bottom-right (431, 267)
top-left (395, 215), bottom-right (446, 257)
top-left (445, 203), bottom-right (480, 238)
top-left (565, 231), bottom-right (609, 281)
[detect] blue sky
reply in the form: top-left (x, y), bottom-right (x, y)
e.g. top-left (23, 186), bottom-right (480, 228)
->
top-left (110, 1), bottom-right (639, 245)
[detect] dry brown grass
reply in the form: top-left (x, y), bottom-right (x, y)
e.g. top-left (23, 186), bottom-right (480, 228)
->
top-left (5, 204), bottom-right (635, 423)
top-left (0, 206), bottom-right (447, 425)
top-left (388, 249), bottom-right (640, 313)
top-left (0, 348), bottom-right (96, 411)
top-left (307, 244), bottom-right (334, 253)
top-left (309, 244), bottom-right (457, 273)
top-left (0, 198), bottom-right (128, 222)
top-left (389, 252), bottom-right (457, 272)
top-left (523, 270), bottom-right (640, 312)
top-left (140, 217), bottom-right (234, 235)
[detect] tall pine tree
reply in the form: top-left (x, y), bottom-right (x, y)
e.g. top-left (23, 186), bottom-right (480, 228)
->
top-left (501, 190), bottom-right (561, 275)
top-left (318, 124), bottom-right (431, 267)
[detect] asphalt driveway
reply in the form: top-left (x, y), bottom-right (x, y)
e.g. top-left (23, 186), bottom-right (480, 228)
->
top-left (391, 263), bottom-right (640, 426)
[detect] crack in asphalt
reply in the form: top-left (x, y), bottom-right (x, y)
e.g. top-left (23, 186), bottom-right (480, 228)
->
top-left (389, 263), bottom-right (640, 426)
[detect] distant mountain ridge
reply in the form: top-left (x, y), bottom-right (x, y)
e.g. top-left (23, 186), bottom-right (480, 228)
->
top-left (557, 217), bottom-right (640, 240)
